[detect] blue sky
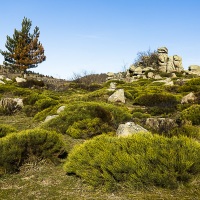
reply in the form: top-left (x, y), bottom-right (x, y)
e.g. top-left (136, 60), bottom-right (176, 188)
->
top-left (0, 0), bottom-right (200, 79)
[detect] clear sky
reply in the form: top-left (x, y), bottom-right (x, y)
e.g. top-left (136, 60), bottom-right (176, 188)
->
top-left (0, 0), bottom-right (200, 79)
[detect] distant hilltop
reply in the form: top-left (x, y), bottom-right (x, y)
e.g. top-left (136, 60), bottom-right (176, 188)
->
top-left (107, 46), bottom-right (200, 82)
top-left (0, 46), bottom-right (200, 86)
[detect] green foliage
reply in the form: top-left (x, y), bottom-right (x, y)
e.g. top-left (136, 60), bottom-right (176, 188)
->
top-left (1, 17), bottom-right (46, 71)
top-left (42, 101), bottom-right (132, 138)
top-left (35, 98), bottom-right (58, 110)
top-left (0, 124), bottom-right (17, 138)
top-left (169, 125), bottom-right (200, 139)
top-left (124, 91), bottom-right (133, 100)
top-left (134, 49), bottom-right (159, 69)
top-left (0, 84), bottom-right (31, 97)
top-left (132, 112), bottom-right (151, 119)
top-left (12, 87), bottom-right (31, 96)
top-left (23, 92), bottom-right (41, 105)
top-left (178, 78), bottom-right (200, 93)
top-left (22, 105), bottom-right (39, 117)
top-left (64, 133), bottom-right (200, 190)
top-left (186, 77), bottom-right (200, 86)
top-left (134, 93), bottom-right (178, 115)
top-left (33, 106), bottom-right (59, 121)
top-left (148, 106), bottom-right (175, 116)
top-left (66, 118), bottom-right (113, 139)
top-left (0, 129), bottom-right (66, 173)
top-left (134, 93), bottom-right (178, 108)
top-left (18, 79), bottom-right (45, 88)
top-left (181, 104), bottom-right (200, 125)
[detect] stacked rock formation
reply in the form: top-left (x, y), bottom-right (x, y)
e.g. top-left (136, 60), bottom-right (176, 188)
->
top-left (157, 47), bottom-right (183, 73)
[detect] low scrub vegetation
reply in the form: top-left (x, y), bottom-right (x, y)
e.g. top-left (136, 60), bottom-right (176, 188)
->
top-left (181, 104), bottom-right (200, 125)
top-left (64, 133), bottom-right (200, 190)
top-left (0, 73), bottom-right (200, 197)
top-left (0, 129), bottom-right (66, 174)
top-left (0, 124), bottom-right (17, 138)
top-left (133, 93), bottom-right (178, 115)
top-left (42, 101), bottom-right (132, 138)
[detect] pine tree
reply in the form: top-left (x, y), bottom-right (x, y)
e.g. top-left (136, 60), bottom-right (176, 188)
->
top-left (0, 17), bottom-right (46, 72)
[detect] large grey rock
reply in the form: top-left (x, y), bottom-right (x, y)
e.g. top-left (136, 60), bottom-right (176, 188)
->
top-left (157, 47), bottom-right (168, 73)
top-left (107, 72), bottom-right (115, 77)
top-left (142, 67), bottom-right (154, 72)
top-left (164, 81), bottom-right (174, 86)
top-left (173, 55), bottom-right (183, 72)
top-left (6, 78), bottom-right (12, 81)
top-left (146, 118), bottom-right (177, 133)
top-left (13, 98), bottom-right (24, 108)
top-left (107, 82), bottom-right (117, 91)
top-left (108, 89), bottom-right (125, 103)
top-left (134, 67), bottom-right (143, 75)
top-left (188, 65), bottom-right (200, 72)
top-left (0, 75), bottom-right (5, 80)
top-left (57, 106), bottom-right (66, 114)
top-left (181, 92), bottom-right (197, 104)
top-left (166, 56), bottom-right (175, 72)
top-left (171, 73), bottom-right (177, 78)
top-left (44, 115), bottom-right (59, 123)
top-left (129, 65), bottom-right (136, 72)
top-left (0, 97), bottom-right (23, 113)
top-left (0, 80), bottom-right (5, 84)
top-left (157, 47), bottom-right (168, 54)
top-left (154, 74), bottom-right (162, 79)
top-left (116, 122), bottom-right (149, 137)
top-left (147, 72), bottom-right (154, 78)
top-left (15, 77), bottom-right (27, 83)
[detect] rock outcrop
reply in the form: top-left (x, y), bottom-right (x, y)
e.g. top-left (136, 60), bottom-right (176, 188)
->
top-left (173, 55), bottom-right (183, 72)
top-left (157, 47), bottom-right (169, 72)
top-left (146, 118), bottom-right (177, 133)
top-left (107, 82), bottom-right (117, 91)
top-left (0, 80), bottom-right (5, 84)
top-left (181, 92), bottom-right (197, 104)
top-left (116, 122), bottom-right (149, 137)
top-left (188, 65), bottom-right (200, 75)
top-left (0, 97), bottom-right (23, 113)
top-left (122, 47), bottom-right (184, 82)
top-left (15, 77), bottom-right (26, 83)
top-left (108, 89), bottom-right (125, 103)
top-left (57, 106), bottom-right (66, 114)
top-left (44, 115), bottom-right (59, 123)
top-left (157, 47), bottom-right (183, 73)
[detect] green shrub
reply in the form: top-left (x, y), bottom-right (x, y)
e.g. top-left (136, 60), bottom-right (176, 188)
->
top-left (0, 124), bottom-right (17, 138)
top-left (0, 85), bottom-right (13, 93)
top-left (181, 105), bottom-right (200, 125)
top-left (42, 102), bottom-right (132, 137)
top-left (35, 98), bottom-right (58, 110)
top-left (134, 93), bottom-right (178, 108)
top-left (66, 118), bottom-right (113, 139)
top-left (23, 93), bottom-right (41, 105)
top-left (187, 77), bottom-right (200, 86)
top-left (12, 87), bottom-right (31, 96)
top-left (148, 106), bottom-right (175, 116)
top-left (169, 125), bottom-right (200, 139)
top-left (33, 105), bottom-right (60, 121)
top-left (64, 134), bottom-right (200, 190)
top-left (132, 112), bottom-right (151, 119)
top-left (177, 104), bottom-right (192, 112)
top-left (178, 85), bottom-right (199, 93)
top-left (124, 91), bottom-right (133, 100)
top-left (178, 78), bottom-right (200, 93)
top-left (18, 79), bottom-right (45, 88)
top-left (0, 129), bottom-right (66, 173)
top-left (22, 105), bottom-right (39, 117)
